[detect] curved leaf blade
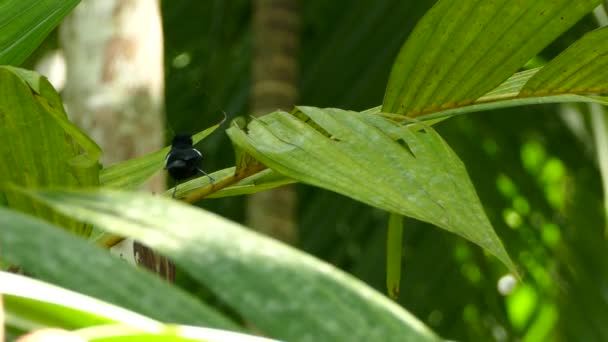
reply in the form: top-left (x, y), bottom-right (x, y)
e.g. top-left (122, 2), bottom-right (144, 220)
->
top-left (227, 107), bottom-right (515, 274)
top-left (0, 207), bottom-right (237, 330)
top-left (1, 272), bottom-right (159, 331)
top-left (2, 272), bottom-right (277, 342)
top-left (25, 189), bottom-right (441, 342)
top-left (0, 0), bottom-right (81, 65)
top-left (383, 0), bottom-right (601, 116)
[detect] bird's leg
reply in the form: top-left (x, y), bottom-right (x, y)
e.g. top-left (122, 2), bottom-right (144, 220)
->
top-left (197, 167), bottom-right (214, 183)
top-left (172, 180), bottom-right (178, 198)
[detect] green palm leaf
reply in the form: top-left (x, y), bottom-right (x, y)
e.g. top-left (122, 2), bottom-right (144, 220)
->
top-left (227, 107), bottom-right (515, 273)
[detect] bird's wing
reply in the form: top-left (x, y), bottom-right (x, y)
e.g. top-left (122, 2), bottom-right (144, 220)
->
top-left (166, 159), bottom-right (187, 169)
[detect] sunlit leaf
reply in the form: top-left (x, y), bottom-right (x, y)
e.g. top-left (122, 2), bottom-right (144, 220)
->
top-left (0, 0), bottom-right (81, 65)
top-left (227, 107), bottom-right (515, 273)
top-left (383, 0), bottom-right (601, 116)
top-left (0, 67), bottom-right (100, 236)
top-left (24, 189), bottom-right (441, 342)
top-left (1, 272), bottom-right (157, 331)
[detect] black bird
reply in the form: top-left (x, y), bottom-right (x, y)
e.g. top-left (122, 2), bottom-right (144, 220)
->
top-left (165, 134), bottom-right (214, 197)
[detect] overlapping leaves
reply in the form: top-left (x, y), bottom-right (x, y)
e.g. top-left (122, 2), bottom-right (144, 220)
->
top-left (19, 189), bottom-right (440, 342)
top-left (227, 107), bottom-right (515, 272)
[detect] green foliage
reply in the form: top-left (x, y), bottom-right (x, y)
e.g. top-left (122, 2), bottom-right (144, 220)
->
top-left (18, 189), bottom-right (441, 342)
top-left (227, 107), bottom-right (515, 273)
top-left (1, 272), bottom-right (275, 341)
top-left (0, 207), bottom-right (236, 329)
top-left (522, 26), bottom-right (608, 94)
top-left (0, 0), bottom-right (81, 65)
top-left (386, 213), bottom-right (404, 299)
top-left (101, 124), bottom-right (223, 190)
top-left (0, 66), bottom-right (100, 236)
top-left (2, 0), bottom-right (608, 341)
top-left (382, 0), bottom-right (601, 116)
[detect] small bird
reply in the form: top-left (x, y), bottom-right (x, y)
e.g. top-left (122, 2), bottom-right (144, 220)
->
top-left (165, 134), bottom-right (214, 198)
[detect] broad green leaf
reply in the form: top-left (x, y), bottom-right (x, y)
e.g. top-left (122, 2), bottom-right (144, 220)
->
top-left (383, 0), bottom-right (601, 116)
top-left (227, 107), bottom-right (515, 273)
top-left (1, 272), bottom-right (276, 342)
top-left (100, 125), bottom-right (221, 189)
top-left (386, 213), bottom-right (404, 300)
top-left (522, 26), bottom-right (608, 95)
top-left (25, 189), bottom-right (441, 342)
top-left (4, 66), bottom-right (102, 163)
top-left (0, 66), bottom-right (100, 236)
top-left (0, 207), bottom-right (238, 330)
top-left (0, 0), bottom-right (81, 65)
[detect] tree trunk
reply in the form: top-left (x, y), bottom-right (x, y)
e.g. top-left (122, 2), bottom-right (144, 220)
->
top-left (247, 0), bottom-right (300, 244)
top-left (60, 0), bottom-right (173, 280)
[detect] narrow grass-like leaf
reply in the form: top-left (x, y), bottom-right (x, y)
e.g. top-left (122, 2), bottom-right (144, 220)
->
top-left (170, 167), bottom-right (295, 199)
top-left (383, 0), bottom-right (600, 116)
top-left (0, 0), bottom-right (81, 65)
top-left (0, 207), bottom-right (238, 330)
top-left (0, 67), bottom-right (100, 236)
top-left (25, 189), bottom-right (441, 342)
top-left (227, 107), bottom-right (515, 274)
top-left (590, 104), bottom-right (608, 236)
top-left (386, 213), bottom-right (404, 300)
top-left (522, 26), bottom-right (608, 95)
top-left (100, 125), bottom-right (221, 189)
top-left (208, 169), bottom-right (295, 198)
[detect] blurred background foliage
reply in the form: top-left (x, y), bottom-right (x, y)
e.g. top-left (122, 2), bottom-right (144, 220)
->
top-left (162, 1), bottom-right (606, 341)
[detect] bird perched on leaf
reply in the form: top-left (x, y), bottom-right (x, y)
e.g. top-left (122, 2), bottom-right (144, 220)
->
top-left (165, 134), bottom-right (214, 197)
